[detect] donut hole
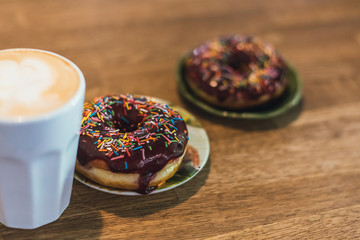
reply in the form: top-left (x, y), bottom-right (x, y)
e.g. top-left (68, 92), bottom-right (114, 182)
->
top-left (115, 118), bottom-right (140, 132)
top-left (227, 51), bottom-right (253, 76)
top-left (112, 105), bottom-right (146, 132)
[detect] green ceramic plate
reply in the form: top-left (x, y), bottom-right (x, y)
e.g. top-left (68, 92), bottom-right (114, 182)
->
top-left (74, 97), bottom-right (210, 196)
top-left (177, 54), bottom-right (303, 119)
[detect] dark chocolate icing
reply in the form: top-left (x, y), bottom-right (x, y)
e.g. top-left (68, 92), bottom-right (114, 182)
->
top-left (77, 95), bottom-right (188, 194)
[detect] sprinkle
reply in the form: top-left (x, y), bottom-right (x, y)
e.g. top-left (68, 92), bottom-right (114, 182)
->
top-left (141, 148), bottom-right (145, 160)
top-left (111, 144), bottom-right (119, 151)
top-left (162, 134), bottom-right (171, 144)
top-left (97, 140), bottom-right (105, 148)
top-left (121, 117), bottom-right (129, 124)
top-left (81, 112), bottom-right (91, 125)
top-left (111, 155), bottom-right (124, 161)
top-left (125, 162), bottom-right (128, 170)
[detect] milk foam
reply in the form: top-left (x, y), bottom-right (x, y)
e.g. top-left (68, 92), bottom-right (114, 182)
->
top-left (0, 49), bottom-right (80, 118)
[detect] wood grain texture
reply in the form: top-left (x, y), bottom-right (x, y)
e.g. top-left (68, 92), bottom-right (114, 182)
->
top-left (0, 0), bottom-right (360, 239)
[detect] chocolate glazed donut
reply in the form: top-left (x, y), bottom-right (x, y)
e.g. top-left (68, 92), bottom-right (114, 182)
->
top-left (76, 95), bottom-right (189, 194)
top-left (184, 35), bottom-right (288, 109)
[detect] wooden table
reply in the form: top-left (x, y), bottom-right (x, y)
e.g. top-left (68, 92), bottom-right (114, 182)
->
top-left (1, 0), bottom-right (360, 239)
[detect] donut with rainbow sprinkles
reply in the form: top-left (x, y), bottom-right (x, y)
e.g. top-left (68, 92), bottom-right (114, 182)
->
top-left (76, 94), bottom-right (189, 194)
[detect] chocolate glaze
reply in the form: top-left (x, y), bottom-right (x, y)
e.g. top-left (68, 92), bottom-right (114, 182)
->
top-left (77, 95), bottom-right (188, 194)
top-left (184, 35), bottom-right (288, 103)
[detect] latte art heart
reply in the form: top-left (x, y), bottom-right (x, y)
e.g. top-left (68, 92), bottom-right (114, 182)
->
top-left (0, 58), bottom-right (60, 114)
top-left (0, 49), bottom-right (80, 118)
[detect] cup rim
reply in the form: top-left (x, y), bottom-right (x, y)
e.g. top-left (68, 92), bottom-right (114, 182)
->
top-left (0, 48), bottom-right (86, 124)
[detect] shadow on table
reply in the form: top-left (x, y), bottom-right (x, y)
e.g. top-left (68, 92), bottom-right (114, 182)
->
top-left (0, 197), bottom-right (103, 239)
top-left (181, 96), bottom-right (304, 131)
top-left (76, 156), bottom-right (211, 219)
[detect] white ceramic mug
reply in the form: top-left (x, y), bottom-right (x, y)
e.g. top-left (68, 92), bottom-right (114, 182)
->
top-left (0, 49), bottom-right (85, 229)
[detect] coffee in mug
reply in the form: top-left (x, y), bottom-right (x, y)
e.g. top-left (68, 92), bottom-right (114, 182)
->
top-left (0, 49), bottom-right (81, 118)
top-left (0, 49), bottom-right (85, 229)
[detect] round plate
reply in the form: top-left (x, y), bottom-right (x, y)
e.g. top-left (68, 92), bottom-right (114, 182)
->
top-left (74, 97), bottom-right (210, 196)
top-left (177, 53), bottom-right (303, 119)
